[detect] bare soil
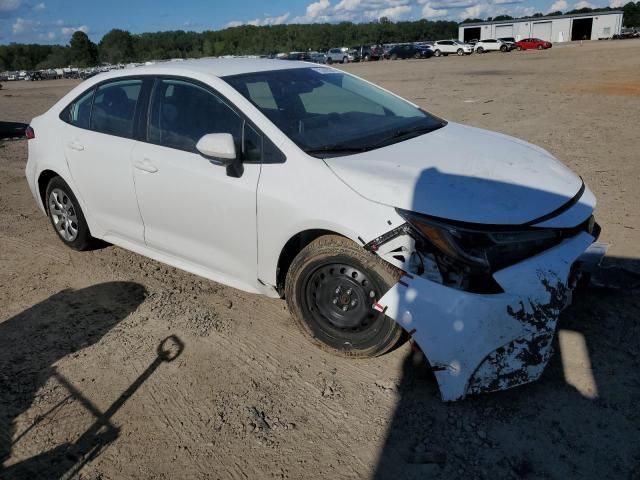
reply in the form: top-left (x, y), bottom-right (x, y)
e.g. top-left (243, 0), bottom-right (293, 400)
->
top-left (1, 40), bottom-right (639, 479)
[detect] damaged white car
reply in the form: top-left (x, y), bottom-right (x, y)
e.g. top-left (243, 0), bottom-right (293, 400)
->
top-left (25, 59), bottom-right (601, 401)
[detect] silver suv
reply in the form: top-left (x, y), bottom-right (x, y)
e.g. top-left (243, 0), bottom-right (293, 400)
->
top-left (326, 47), bottom-right (355, 64)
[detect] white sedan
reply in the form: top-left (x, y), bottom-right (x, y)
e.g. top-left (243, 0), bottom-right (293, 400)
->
top-left (25, 59), bottom-right (601, 401)
top-left (475, 38), bottom-right (510, 53)
top-left (432, 40), bottom-right (473, 56)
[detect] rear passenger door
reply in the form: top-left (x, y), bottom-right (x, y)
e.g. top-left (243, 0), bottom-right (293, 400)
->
top-left (131, 78), bottom-right (263, 288)
top-left (63, 77), bottom-right (148, 243)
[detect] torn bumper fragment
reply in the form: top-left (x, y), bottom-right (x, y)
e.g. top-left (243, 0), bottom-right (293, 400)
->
top-left (375, 232), bottom-right (597, 401)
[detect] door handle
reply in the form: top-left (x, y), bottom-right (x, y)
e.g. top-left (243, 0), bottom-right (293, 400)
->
top-left (134, 159), bottom-right (158, 173)
top-left (67, 141), bottom-right (84, 151)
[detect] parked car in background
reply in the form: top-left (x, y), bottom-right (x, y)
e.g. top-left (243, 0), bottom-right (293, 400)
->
top-left (497, 37), bottom-right (517, 51)
top-left (432, 40), bottom-right (473, 56)
top-left (309, 52), bottom-right (327, 64)
top-left (515, 38), bottom-right (553, 50)
top-left (25, 58), bottom-right (601, 402)
top-left (351, 45), bottom-right (383, 61)
top-left (475, 39), bottom-right (510, 53)
top-left (283, 52), bottom-right (312, 61)
top-left (326, 47), bottom-right (354, 64)
top-left (385, 44), bottom-right (433, 60)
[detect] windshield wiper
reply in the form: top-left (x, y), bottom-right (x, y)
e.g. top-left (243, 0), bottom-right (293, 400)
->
top-left (304, 145), bottom-right (372, 157)
top-left (369, 124), bottom-right (439, 149)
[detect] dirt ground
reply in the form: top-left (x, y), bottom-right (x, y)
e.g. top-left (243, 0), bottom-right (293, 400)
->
top-left (1, 40), bottom-right (639, 479)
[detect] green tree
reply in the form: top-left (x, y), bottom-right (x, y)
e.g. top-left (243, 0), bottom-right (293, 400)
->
top-left (68, 31), bottom-right (98, 67)
top-left (99, 29), bottom-right (134, 64)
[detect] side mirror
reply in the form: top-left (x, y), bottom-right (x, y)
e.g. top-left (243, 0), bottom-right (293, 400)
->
top-left (196, 133), bottom-right (236, 163)
top-left (196, 133), bottom-right (243, 178)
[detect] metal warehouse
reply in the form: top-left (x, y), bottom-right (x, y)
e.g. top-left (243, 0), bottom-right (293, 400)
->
top-left (458, 11), bottom-right (623, 43)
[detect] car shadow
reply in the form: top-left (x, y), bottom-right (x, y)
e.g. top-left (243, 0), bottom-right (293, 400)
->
top-left (0, 282), bottom-right (147, 478)
top-left (371, 162), bottom-right (640, 478)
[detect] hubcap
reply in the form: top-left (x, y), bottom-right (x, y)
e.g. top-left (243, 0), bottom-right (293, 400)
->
top-left (49, 188), bottom-right (79, 241)
top-left (305, 263), bottom-right (379, 332)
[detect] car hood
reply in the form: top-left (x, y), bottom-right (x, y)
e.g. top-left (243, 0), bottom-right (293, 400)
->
top-left (324, 122), bottom-right (586, 225)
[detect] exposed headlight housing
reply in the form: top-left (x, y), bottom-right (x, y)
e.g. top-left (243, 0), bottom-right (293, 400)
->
top-left (397, 209), bottom-right (564, 272)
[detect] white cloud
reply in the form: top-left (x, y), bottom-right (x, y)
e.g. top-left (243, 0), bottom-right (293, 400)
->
top-left (61, 24), bottom-right (89, 36)
top-left (573, 0), bottom-right (593, 7)
top-left (33, 2), bottom-right (45, 11)
top-left (12, 16), bottom-right (39, 34)
top-left (224, 20), bottom-right (243, 28)
top-left (0, 0), bottom-right (21, 13)
top-left (608, 0), bottom-right (624, 6)
top-left (247, 12), bottom-right (291, 26)
top-left (421, 3), bottom-right (449, 17)
top-left (365, 4), bottom-right (413, 19)
top-left (548, 0), bottom-right (567, 11)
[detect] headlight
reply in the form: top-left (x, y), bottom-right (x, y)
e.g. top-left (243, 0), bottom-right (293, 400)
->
top-left (397, 209), bottom-right (562, 272)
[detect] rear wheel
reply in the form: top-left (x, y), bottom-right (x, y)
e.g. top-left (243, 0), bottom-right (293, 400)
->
top-left (45, 176), bottom-right (94, 251)
top-left (285, 235), bottom-right (404, 358)
top-left (327, 57), bottom-right (333, 64)
top-left (364, 54), bottom-right (370, 61)
top-left (342, 56), bottom-right (349, 63)
top-left (500, 45), bottom-right (507, 52)
top-left (537, 45), bottom-right (543, 50)
top-left (391, 53), bottom-right (398, 60)
top-left (517, 45), bottom-right (523, 51)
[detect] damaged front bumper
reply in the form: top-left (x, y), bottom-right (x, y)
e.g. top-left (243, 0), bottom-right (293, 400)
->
top-left (375, 231), bottom-right (599, 401)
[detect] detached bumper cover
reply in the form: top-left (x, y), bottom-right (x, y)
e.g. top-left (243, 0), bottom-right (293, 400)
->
top-left (375, 231), bottom-right (596, 401)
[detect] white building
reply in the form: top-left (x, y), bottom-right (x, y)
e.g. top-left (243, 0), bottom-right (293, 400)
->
top-left (459, 11), bottom-right (623, 43)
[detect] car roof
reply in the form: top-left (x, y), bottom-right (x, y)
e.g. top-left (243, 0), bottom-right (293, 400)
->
top-left (109, 58), bottom-right (312, 79)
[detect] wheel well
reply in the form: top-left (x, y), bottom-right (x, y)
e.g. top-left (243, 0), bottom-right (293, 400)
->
top-left (276, 229), bottom-right (343, 295)
top-left (37, 169), bottom-right (59, 212)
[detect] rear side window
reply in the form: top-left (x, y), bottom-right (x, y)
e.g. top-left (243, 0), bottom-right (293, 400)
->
top-left (148, 79), bottom-right (242, 153)
top-left (69, 88), bottom-right (94, 128)
top-left (91, 79), bottom-right (142, 138)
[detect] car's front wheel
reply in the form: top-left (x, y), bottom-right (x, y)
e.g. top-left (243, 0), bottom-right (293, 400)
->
top-left (457, 48), bottom-right (464, 56)
top-left (433, 49), bottom-right (441, 57)
top-left (45, 176), bottom-right (94, 250)
top-left (285, 235), bottom-right (404, 358)
top-left (476, 47), bottom-right (484, 53)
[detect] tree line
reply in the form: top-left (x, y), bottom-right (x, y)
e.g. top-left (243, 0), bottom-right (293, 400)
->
top-left (1, 2), bottom-right (639, 72)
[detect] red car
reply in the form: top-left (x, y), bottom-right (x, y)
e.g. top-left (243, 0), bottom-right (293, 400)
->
top-left (515, 38), bottom-right (552, 50)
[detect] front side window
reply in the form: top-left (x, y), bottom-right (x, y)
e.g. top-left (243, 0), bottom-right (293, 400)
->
top-left (91, 79), bottom-right (142, 138)
top-left (149, 79), bottom-right (242, 153)
top-left (224, 67), bottom-right (445, 157)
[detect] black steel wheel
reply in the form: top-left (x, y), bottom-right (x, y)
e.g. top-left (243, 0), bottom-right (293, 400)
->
top-left (286, 235), bottom-right (404, 357)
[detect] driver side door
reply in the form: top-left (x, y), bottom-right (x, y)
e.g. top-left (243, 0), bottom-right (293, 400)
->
top-left (131, 78), bottom-right (262, 289)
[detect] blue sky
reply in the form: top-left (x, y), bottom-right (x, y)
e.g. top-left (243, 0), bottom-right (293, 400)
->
top-left (0, 0), bottom-right (622, 44)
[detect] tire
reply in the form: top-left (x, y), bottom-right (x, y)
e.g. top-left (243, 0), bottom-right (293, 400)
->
top-left (364, 54), bottom-right (370, 62)
top-left (457, 48), bottom-right (464, 56)
top-left (537, 45), bottom-right (543, 50)
top-left (327, 57), bottom-right (333, 64)
top-left (434, 49), bottom-right (441, 57)
top-left (476, 46), bottom-right (484, 53)
top-left (391, 53), bottom-right (398, 60)
top-left (342, 56), bottom-right (348, 64)
top-left (414, 52), bottom-right (421, 59)
top-left (517, 45), bottom-right (523, 51)
top-left (45, 176), bottom-right (94, 251)
top-left (500, 45), bottom-right (507, 52)
top-left (285, 235), bottom-right (405, 358)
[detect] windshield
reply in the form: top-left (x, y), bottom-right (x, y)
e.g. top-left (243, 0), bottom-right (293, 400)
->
top-left (223, 67), bottom-right (445, 157)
